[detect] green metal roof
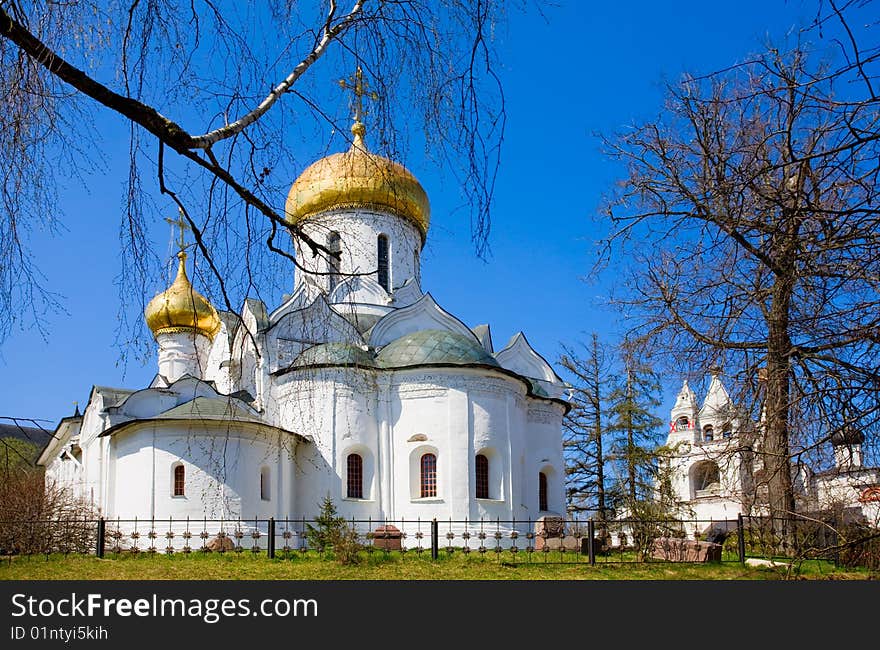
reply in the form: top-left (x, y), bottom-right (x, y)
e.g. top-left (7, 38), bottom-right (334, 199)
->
top-left (375, 329), bottom-right (499, 368)
top-left (293, 343), bottom-right (376, 368)
top-left (157, 397), bottom-right (260, 422)
top-left (97, 395), bottom-right (307, 442)
top-left (529, 378), bottom-right (549, 398)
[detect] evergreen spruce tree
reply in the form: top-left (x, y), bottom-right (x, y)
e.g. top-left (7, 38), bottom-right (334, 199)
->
top-left (606, 343), bottom-right (664, 506)
top-left (305, 494), bottom-right (348, 552)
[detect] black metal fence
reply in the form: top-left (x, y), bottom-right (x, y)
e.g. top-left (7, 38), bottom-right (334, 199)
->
top-left (1, 514), bottom-right (876, 566)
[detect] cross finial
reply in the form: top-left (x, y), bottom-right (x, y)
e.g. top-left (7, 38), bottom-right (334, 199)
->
top-left (338, 65), bottom-right (378, 146)
top-left (164, 207), bottom-right (190, 254)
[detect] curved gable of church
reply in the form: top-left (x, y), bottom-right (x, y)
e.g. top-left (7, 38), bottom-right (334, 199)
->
top-left (267, 283), bottom-right (321, 324)
top-left (390, 277), bottom-right (423, 308)
top-left (225, 298), bottom-right (272, 372)
top-left (111, 376), bottom-right (223, 420)
top-left (471, 324), bottom-right (494, 353)
top-left (242, 298), bottom-right (269, 332)
top-left (495, 333), bottom-right (560, 383)
top-left (328, 274), bottom-right (390, 306)
top-left (36, 415), bottom-right (83, 468)
top-left (369, 293), bottom-right (476, 348)
top-left (266, 295), bottom-right (364, 372)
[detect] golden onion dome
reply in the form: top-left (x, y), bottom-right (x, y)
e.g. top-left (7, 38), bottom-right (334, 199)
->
top-left (145, 251), bottom-right (221, 341)
top-left (285, 122), bottom-right (430, 239)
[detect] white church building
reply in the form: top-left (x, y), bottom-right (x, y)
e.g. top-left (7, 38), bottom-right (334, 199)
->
top-left (664, 372), bottom-right (751, 524)
top-left (37, 107), bottom-right (570, 529)
top-left (663, 372), bottom-right (880, 528)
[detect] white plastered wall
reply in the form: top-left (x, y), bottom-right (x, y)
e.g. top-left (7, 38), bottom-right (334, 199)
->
top-left (107, 422), bottom-right (296, 521)
top-left (294, 209), bottom-right (422, 295)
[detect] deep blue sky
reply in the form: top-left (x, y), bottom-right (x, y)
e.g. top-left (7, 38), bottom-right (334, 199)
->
top-left (0, 0), bottom-right (848, 428)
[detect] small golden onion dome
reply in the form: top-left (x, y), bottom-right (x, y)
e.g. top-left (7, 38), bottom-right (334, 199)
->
top-left (145, 251), bottom-right (221, 340)
top-left (285, 122), bottom-right (431, 239)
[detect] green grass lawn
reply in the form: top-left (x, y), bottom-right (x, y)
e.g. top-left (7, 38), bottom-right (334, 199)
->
top-left (1, 551), bottom-right (874, 580)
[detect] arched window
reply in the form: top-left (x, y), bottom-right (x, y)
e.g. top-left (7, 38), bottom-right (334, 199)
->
top-left (703, 425), bottom-right (714, 442)
top-left (347, 453), bottom-right (363, 499)
top-left (420, 453), bottom-right (437, 498)
top-left (327, 231), bottom-right (341, 294)
top-left (693, 462), bottom-right (721, 496)
top-left (377, 234), bottom-right (390, 291)
top-left (676, 416), bottom-right (690, 431)
top-left (173, 464), bottom-right (185, 497)
top-left (260, 467), bottom-right (270, 501)
top-left (538, 472), bottom-right (548, 511)
top-left (413, 248), bottom-right (420, 281)
top-left (475, 454), bottom-right (489, 499)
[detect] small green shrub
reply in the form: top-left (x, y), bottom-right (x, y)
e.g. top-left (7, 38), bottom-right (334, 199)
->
top-left (304, 495), bottom-right (362, 565)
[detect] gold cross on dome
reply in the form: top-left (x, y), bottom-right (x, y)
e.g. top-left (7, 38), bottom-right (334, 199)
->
top-left (338, 66), bottom-right (378, 125)
top-left (164, 208), bottom-right (190, 253)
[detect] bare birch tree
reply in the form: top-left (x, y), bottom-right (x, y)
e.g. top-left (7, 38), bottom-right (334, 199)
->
top-left (0, 0), bottom-right (510, 350)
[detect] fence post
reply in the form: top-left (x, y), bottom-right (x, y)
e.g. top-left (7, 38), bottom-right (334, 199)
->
top-left (587, 518), bottom-right (596, 566)
top-left (96, 517), bottom-right (105, 558)
top-left (737, 513), bottom-right (746, 564)
top-left (431, 518), bottom-right (439, 560)
top-left (267, 517), bottom-right (275, 559)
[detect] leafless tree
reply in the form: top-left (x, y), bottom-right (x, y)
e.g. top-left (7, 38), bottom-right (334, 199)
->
top-left (0, 436), bottom-right (98, 554)
top-left (559, 335), bottom-right (666, 522)
top-left (559, 334), bottom-right (613, 518)
top-left (0, 0), bottom-right (511, 352)
top-left (598, 1), bottom-right (880, 526)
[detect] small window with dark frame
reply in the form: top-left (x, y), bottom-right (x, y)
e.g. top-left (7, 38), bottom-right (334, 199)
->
top-left (475, 454), bottom-right (489, 499)
top-left (173, 464), bottom-right (185, 497)
top-left (538, 471), bottom-right (548, 511)
top-left (260, 467), bottom-right (270, 501)
top-left (347, 453), bottom-right (363, 499)
top-left (703, 425), bottom-right (714, 442)
top-left (327, 231), bottom-right (342, 294)
top-left (420, 453), bottom-right (437, 498)
top-left (377, 234), bottom-right (390, 291)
